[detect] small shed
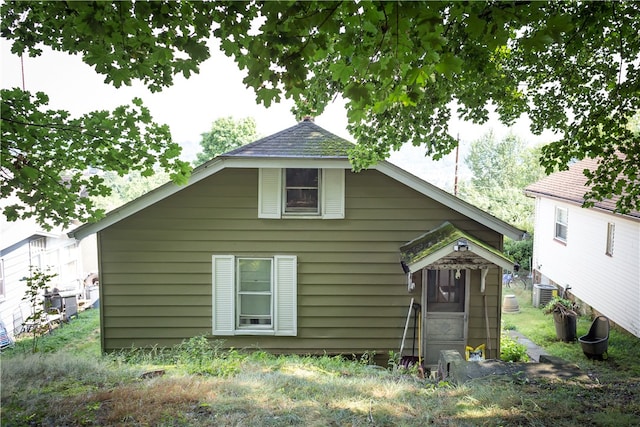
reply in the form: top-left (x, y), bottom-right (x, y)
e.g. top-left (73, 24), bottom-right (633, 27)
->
top-left (401, 222), bottom-right (515, 364)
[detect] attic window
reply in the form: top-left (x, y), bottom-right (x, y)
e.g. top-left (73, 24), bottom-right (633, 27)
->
top-left (258, 168), bottom-right (344, 219)
top-left (284, 169), bottom-right (319, 214)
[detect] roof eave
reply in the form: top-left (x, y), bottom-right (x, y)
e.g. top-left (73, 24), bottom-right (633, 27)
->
top-left (376, 161), bottom-right (526, 240)
top-left (68, 156), bottom-right (355, 240)
top-left (525, 190), bottom-right (640, 222)
top-left (69, 156), bottom-right (528, 241)
top-left (406, 247), bottom-right (514, 273)
top-left (69, 158), bottom-right (227, 239)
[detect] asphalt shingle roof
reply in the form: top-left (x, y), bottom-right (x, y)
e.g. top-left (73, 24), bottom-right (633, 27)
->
top-left (525, 157), bottom-right (640, 219)
top-left (222, 118), bottom-right (354, 158)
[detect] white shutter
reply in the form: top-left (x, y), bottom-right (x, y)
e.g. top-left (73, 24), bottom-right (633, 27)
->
top-left (274, 255), bottom-right (297, 336)
top-left (258, 168), bottom-right (282, 218)
top-left (322, 169), bottom-right (345, 219)
top-left (212, 255), bottom-right (235, 336)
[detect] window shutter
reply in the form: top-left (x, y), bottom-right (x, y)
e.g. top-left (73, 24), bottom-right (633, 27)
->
top-left (274, 255), bottom-right (297, 336)
top-left (212, 255), bottom-right (235, 336)
top-left (322, 169), bottom-right (345, 219)
top-left (258, 168), bottom-right (281, 218)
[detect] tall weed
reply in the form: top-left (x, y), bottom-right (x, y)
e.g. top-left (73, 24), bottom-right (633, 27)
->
top-left (500, 333), bottom-right (529, 362)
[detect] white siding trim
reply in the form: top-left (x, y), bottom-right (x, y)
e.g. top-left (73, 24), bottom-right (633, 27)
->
top-left (274, 255), bottom-right (297, 336)
top-left (322, 169), bottom-right (345, 219)
top-left (212, 255), bottom-right (235, 336)
top-left (258, 169), bottom-right (282, 218)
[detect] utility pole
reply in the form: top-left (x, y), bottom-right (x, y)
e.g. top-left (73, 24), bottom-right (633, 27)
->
top-left (454, 133), bottom-right (460, 196)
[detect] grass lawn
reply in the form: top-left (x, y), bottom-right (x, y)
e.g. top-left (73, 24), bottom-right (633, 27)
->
top-left (2, 295), bottom-right (639, 426)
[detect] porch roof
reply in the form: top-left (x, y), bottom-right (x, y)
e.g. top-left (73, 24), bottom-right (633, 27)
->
top-left (400, 222), bottom-right (515, 273)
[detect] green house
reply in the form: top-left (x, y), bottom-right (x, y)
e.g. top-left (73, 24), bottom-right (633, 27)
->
top-left (70, 118), bottom-right (521, 367)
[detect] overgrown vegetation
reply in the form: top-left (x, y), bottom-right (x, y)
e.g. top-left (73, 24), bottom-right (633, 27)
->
top-left (2, 300), bottom-right (639, 426)
top-left (504, 286), bottom-right (640, 380)
top-left (500, 333), bottom-right (529, 362)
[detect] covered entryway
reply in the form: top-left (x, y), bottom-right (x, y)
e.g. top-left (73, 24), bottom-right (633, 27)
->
top-left (422, 268), bottom-right (469, 366)
top-left (400, 222), bottom-right (516, 367)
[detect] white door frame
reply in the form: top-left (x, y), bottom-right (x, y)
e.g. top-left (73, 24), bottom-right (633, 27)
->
top-left (421, 268), bottom-right (470, 366)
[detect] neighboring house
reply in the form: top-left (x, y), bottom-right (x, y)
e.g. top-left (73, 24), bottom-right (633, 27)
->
top-left (69, 118), bottom-right (522, 366)
top-left (0, 210), bottom-right (99, 339)
top-left (525, 158), bottom-right (640, 338)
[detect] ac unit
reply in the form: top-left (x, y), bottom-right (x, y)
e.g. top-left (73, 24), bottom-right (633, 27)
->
top-left (533, 284), bottom-right (557, 308)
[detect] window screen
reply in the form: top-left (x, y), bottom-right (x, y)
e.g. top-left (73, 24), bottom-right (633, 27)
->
top-left (237, 258), bottom-right (272, 327)
top-left (284, 169), bottom-right (319, 213)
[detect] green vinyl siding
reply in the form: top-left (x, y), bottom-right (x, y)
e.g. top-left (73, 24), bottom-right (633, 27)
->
top-left (98, 168), bottom-right (504, 358)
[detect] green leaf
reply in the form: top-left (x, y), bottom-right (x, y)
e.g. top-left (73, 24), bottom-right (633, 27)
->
top-left (20, 165), bottom-right (39, 180)
top-left (434, 53), bottom-right (462, 77)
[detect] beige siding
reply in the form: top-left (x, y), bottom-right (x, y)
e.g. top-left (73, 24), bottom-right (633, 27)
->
top-left (99, 168), bottom-right (504, 357)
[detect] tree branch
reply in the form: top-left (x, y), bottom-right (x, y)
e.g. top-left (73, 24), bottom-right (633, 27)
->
top-left (1, 117), bottom-right (113, 142)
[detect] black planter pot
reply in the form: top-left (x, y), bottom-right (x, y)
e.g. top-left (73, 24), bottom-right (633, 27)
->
top-left (553, 312), bottom-right (577, 342)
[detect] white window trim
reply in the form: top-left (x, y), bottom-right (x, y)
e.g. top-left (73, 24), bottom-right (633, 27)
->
top-left (237, 257), bottom-right (273, 330)
top-left (554, 207), bottom-right (568, 242)
top-left (0, 258), bottom-right (5, 300)
top-left (605, 222), bottom-right (615, 256)
top-left (283, 168), bottom-right (321, 216)
top-left (212, 255), bottom-right (297, 337)
top-left (258, 168), bottom-right (344, 219)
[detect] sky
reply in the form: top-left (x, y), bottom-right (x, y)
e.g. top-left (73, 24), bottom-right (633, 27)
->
top-left (1, 37), bottom-right (556, 191)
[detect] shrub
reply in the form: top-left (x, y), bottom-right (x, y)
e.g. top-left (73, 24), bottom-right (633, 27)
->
top-left (500, 333), bottom-right (529, 362)
top-left (504, 237), bottom-right (533, 271)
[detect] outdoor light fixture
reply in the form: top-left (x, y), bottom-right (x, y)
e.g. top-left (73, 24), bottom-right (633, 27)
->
top-left (453, 238), bottom-right (469, 252)
top-left (400, 261), bottom-right (410, 274)
top-left (400, 261), bottom-right (415, 292)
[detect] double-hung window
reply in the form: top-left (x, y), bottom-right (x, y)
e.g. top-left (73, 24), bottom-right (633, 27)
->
top-left (554, 207), bottom-right (568, 242)
top-left (212, 255), bottom-right (297, 336)
top-left (258, 168), bottom-right (344, 219)
top-left (237, 258), bottom-right (273, 327)
top-left (284, 169), bottom-right (319, 214)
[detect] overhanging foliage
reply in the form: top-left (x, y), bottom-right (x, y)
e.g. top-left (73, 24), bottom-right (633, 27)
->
top-left (1, 1), bottom-right (638, 228)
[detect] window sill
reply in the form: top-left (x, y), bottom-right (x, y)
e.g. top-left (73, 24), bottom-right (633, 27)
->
top-left (234, 329), bottom-right (276, 336)
top-left (281, 214), bottom-right (322, 219)
top-left (553, 238), bottom-right (567, 246)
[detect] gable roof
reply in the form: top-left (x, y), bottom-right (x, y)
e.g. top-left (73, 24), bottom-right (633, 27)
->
top-left (525, 157), bottom-right (640, 220)
top-left (400, 221), bottom-right (515, 273)
top-left (69, 119), bottom-right (525, 240)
